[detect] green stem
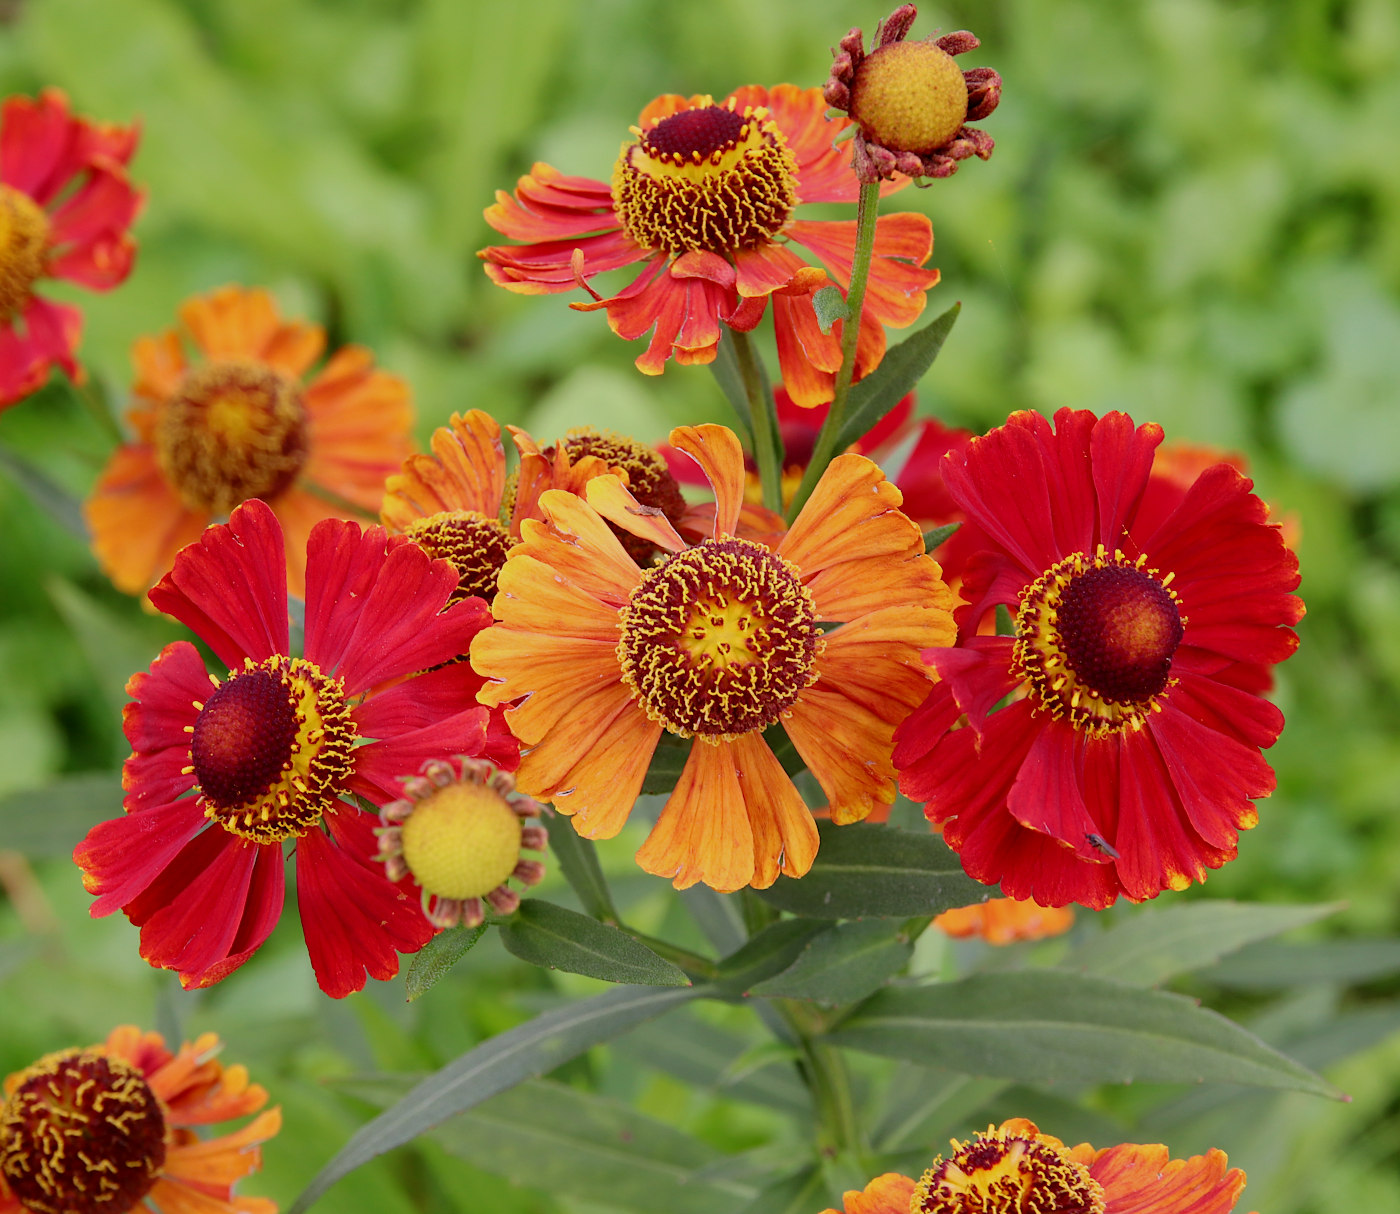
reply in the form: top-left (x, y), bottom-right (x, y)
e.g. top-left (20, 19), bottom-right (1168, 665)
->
top-left (728, 328), bottom-right (783, 513)
top-left (68, 376), bottom-right (123, 446)
top-left (775, 1000), bottom-right (867, 1164)
top-left (785, 179), bottom-right (882, 522)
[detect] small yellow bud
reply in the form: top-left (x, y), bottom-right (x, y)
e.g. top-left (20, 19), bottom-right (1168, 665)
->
top-left (400, 781), bottom-right (523, 900)
top-left (849, 41), bottom-right (968, 155)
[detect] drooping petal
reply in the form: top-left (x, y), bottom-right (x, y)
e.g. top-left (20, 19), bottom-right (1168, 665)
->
top-left (729, 731), bottom-right (819, 887)
top-left (667, 424), bottom-right (747, 538)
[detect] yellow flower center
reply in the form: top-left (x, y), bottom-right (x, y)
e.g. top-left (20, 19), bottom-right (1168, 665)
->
top-left (188, 656), bottom-right (357, 844)
top-left (154, 359), bottom-right (309, 515)
top-left (551, 428), bottom-right (687, 564)
top-left (617, 537), bottom-right (821, 740)
top-left (404, 510), bottom-right (514, 604)
top-left (1014, 548), bottom-right (1186, 738)
top-left (913, 1125), bottom-right (1105, 1214)
top-left (0, 1050), bottom-right (167, 1214)
top-left (849, 40), bottom-right (969, 154)
top-left (398, 780), bottom-right (524, 900)
top-left (612, 99), bottom-right (799, 258)
top-left (0, 184), bottom-right (50, 322)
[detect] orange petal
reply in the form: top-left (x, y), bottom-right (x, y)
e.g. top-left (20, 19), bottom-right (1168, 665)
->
top-left (475, 630), bottom-right (622, 736)
top-left (584, 474), bottom-right (687, 555)
top-left (667, 424), bottom-right (746, 538)
top-left (1088, 1142), bottom-right (1247, 1214)
top-left (179, 285), bottom-right (322, 367)
top-left (816, 608), bottom-right (948, 715)
top-left (784, 683), bottom-right (901, 824)
top-left (163, 1108), bottom-right (281, 1186)
top-left (823, 1172), bottom-right (919, 1214)
top-left (729, 731), bottom-right (819, 887)
top-left (130, 328), bottom-right (187, 402)
top-left (381, 410), bottom-right (505, 528)
top-left (526, 489), bottom-right (644, 605)
top-left (635, 740), bottom-right (756, 891)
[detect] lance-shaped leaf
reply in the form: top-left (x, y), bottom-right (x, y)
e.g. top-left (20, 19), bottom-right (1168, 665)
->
top-left (405, 924), bottom-right (487, 1002)
top-left (751, 918), bottom-right (913, 1003)
top-left (1199, 938), bottom-right (1400, 990)
top-left (499, 899), bottom-right (690, 986)
top-left (289, 983), bottom-right (701, 1213)
top-left (829, 971), bottom-right (1339, 1096)
top-left (1063, 900), bottom-right (1341, 986)
top-left (715, 918), bottom-right (832, 992)
top-left (756, 822), bottom-right (988, 919)
top-left (834, 302), bottom-right (960, 451)
top-left (545, 819), bottom-right (619, 922)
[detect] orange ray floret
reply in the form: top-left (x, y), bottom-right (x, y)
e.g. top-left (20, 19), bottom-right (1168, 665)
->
top-left (472, 423), bottom-right (956, 891)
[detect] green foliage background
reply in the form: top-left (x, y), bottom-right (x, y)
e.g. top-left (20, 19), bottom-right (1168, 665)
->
top-left (1, 0), bottom-right (1399, 1211)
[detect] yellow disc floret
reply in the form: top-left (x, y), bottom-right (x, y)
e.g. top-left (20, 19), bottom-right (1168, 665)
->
top-left (849, 40), bottom-right (969, 155)
top-left (0, 184), bottom-right (50, 322)
top-left (399, 780), bottom-right (524, 901)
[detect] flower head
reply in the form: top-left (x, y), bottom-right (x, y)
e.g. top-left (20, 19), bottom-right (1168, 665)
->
top-left (0, 1025), bottom-right (278, 1214)
top-left (0, 89), bottom-right (142, 407)
top-left (824, 6), bottom-right (1001, 184)
top-left (377, 757), bottom-right (547, 928)
top-left (471, 423), bottom-right (956, 891)
top-left (480, 85), bottom-right (941, 407)
top-left (86, 285), bottom-right (414, 598)
top-left (74, 499), bottom-right (498, 996)
top-left (895, 409), bottom-right (1304, 909)
top-left (821, 1119), bottom-right (1248, 1214)
top-left (933, 896), bottom-right (1075, 944)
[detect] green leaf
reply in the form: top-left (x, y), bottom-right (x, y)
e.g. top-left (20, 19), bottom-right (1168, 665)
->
top-left (0, 444), bottom-right (86, 539)
top-left (0, 772), bottom-right (123, 858)
top-left (872, 1070), bottom-right (1009, 1152)
top-left (641, 732), bottom-right (690, 795)
top-left (922, 522), bottom-right (960, 553)
top-left (338, 1077), bottom-right (750, 1214)
top-left (834, 302), bottom-right (960, 451)
top-left (1064, 900), bottom-right (1341, 987)
top-left (289, 983), bottom-right (701, 1214)
top-left (812, 285), bottom-right (850, 334)
top-left (830, 972), bottom-right (1339, 1096)
top-left (737, 1165), bottom-right (831, 1214)
top-left (45, 577), bottom-right (175, 715)
top-left (545, 816), bottom-right (619, 922)
top-left (404, 925), bottom-right (488, 1002)
top-left (755, 822), bottom-right (988, 919)
top-left (715, 919), bottom-right (833, 992)
top-left (751, 919), bottom-right (913, 1003)
top-left (499, 899), bottom-right (690, 986)
top-left (1197, 938), bottom-right (1400, 990)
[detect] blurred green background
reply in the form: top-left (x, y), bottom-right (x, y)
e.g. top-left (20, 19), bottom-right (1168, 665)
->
top-left (2, 0), bottom-right (1399, 1211)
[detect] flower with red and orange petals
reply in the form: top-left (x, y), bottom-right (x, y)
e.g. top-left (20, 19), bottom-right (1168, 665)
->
top-left (479, 85), bottom-right (941, 407)
top-left (895, 408), bottom-right (1304, 909)
top-left (86, 285), bottom-right (414, 599)
top-left (0, 88), bottom-right (141, 407)
top-left (820, 1119), bottom-right (1249, 1214)
top-left (0, 1025), bottom-right (278, 1214)
top-left (933, 895), bottom-right (1075, 945)
top-left (470, 424), bottom-right (957, 891)
top-left (74, 499), bottom-right (498, 997)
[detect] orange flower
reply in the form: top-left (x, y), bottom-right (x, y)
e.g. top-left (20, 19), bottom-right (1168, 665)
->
top-left (471, 423), bottom-right (956, 891)
top-left (821, 1119), bottom-right (1249, 1214)
top-left (933, 896), bottom-right (1075, 944)
top-left (86, 285), bottom-right (413, 598)
top-left (0, 1025), bottom-right (279, 1214)
top-left (0, 89), bottom-right (142, 407)
top-left (479, 85), bottom-right (941, 407)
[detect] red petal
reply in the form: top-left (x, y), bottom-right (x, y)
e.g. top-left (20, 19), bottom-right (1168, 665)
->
top-left (1091, 411), bottom-right (1162, 546)
top-left (926, 638), bottom-right (1021, 733)
top-left (350, 661), bottom-right (489, 737)
top-left (348, 708), bottom-right (491, 803)
top-left (1006, 718), bottom-right (1107, 863)
top-left (0, 90), bottom-right (75, 201)
top-left (47, 161), bottom-right (142, 249)
top-left (74, 799), bottom-right (208, 917)
top-left (148, 500), bottom-right (289, 669)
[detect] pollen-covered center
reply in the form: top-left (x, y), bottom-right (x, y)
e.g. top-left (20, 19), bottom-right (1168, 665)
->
top-left (189, 655), bottom-right (356, 843)
top-left (617, 537), bottom-right (821, 739)
top-left (0, 1049), bottom-right (167, 1214)
top-left (849, 40), bottom-right (969, 155)
top-left (398, 781), bottom-right (523, 901)
top-left (612, 99), bottom-right (799, 257)
top-left (403, 510), bottom-right (513, 603)
top-left (0, 184), bottom-right (50, 322)
top-left (155, 359), bottom-right (309, 515)
top-left (913, 1125), bottom-right (1105, 1214)
top-left (1014, 548), bottom-right (1186, 737)
top-left (553, 428), bottom-right (687, 564)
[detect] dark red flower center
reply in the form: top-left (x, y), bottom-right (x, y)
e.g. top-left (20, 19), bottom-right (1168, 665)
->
top-left (0, 1050), bottom-right (167, 1214)
top-left (189, 656), bottom-right (357, 843)
top-left (403, 510), bottom-right (514, 603)
top-left (1014, 550), bottom-right (1186, 737)
top-left (612, 98), bottom-right (799, 257)
top-left (618, 537), bottom-right (820, 738)
top-left (0, 184), bottom-right (50, 323)
top-left (155, 359), bottom-right (309, 516)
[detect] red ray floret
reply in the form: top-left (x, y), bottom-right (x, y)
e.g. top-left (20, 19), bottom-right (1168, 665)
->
top-left (74, 499), bottom-right (497, 996)
top-left (896, 407), bottom-right (1303, 908)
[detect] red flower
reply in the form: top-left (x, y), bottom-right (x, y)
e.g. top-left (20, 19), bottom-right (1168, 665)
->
top-left (479, 85), bottom-right (940, 407)
top-left (74, 500), bottom-right (496, 996)
top-left (894, 408), bottom-right (1303, 908)
top-left (0, 88), bottom-right (141, 407)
